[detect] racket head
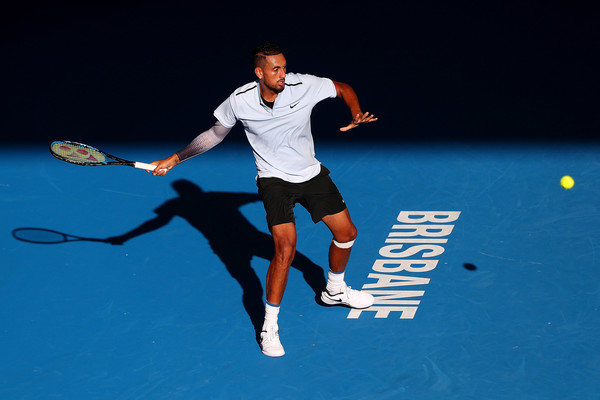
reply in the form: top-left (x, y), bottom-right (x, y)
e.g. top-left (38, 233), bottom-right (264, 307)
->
top-left (50, 141), bottom-right (107, 166)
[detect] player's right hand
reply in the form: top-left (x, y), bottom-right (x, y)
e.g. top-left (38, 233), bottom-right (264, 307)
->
top-left (150, 153), bottom-right (180, 176)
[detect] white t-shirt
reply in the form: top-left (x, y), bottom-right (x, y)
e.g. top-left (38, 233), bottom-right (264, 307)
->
top-left (214, 73), bottom-right (337, 183)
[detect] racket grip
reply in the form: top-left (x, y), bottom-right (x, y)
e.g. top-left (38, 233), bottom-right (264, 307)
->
top-left (134, 162), bottom-right (157, 171)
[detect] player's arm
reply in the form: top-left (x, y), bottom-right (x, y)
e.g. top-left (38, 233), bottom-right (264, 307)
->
top-left (150, 121), bottom-right (232, 176)
top-left (332, 80), bottom-right (378, 132)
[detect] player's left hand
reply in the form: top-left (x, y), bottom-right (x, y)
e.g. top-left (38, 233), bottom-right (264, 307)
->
top-left (340, 112), bottom-right (378, 132)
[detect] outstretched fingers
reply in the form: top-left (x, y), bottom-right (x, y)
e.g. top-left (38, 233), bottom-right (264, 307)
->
top-left (339, 112), bottom-right (378, 132)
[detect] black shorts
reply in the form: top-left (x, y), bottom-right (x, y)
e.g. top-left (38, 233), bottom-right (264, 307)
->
top-left (257, 165), bottom-right (347, 228)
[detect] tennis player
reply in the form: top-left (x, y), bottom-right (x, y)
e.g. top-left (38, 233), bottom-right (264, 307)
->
top-left (150, 42), bottom-right (377, 357)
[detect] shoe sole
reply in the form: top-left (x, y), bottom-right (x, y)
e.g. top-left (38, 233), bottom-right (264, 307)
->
top-left (261, 349), bottom-right (285, 357)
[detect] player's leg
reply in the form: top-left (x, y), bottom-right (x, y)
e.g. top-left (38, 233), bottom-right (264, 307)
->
top-left (266, 222), bottom-right (297, 305)
top-left (321, 208), bottom-right (357, 273)
top-left (260, 222), bottom-right (296, 357)
top-left (320, 209), bottom-right (374, 309)
top-left (257, 176), bottom-right (294, 357)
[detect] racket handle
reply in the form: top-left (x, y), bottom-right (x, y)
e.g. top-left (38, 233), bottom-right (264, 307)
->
top-left (134, 162), bottom-right (157, 171)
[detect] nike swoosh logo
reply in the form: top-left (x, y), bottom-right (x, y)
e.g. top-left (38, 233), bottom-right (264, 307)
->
top-left (290, 102), bottom-right (300, 108)
top-left (324, 293), bottom-right (344, 301)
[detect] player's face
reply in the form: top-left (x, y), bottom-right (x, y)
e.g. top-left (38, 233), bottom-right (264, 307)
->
top-left (256, 54), bottom-right (287, 95)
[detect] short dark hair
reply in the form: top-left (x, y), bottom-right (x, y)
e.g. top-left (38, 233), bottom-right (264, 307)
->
top-left (252, 42), bottom-right (282, 68)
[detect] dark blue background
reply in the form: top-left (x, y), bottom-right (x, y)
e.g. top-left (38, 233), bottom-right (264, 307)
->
top-left (2, 0), bottom-right (598, 144)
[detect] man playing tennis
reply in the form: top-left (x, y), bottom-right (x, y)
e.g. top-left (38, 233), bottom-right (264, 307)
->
top-left (150, 42), bottom-right (377, 357)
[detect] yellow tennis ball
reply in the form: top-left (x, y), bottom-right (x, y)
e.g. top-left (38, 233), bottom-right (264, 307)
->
top-left (560, 175), bottom-right (574, 190)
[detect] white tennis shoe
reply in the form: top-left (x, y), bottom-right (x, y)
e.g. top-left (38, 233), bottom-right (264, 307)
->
top-left (260, 324), bottom-right (285, 357)
top-left (321, 283), bottom-right (374, 309)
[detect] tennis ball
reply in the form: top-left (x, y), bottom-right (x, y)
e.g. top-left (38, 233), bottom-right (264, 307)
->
top-left (560, 175), bottom-right (574, 190)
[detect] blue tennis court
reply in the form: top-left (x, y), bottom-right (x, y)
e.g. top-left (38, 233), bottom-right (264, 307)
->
top-left (2, 1), bottom-right (599, 399)
top-left (2, 141), bottom-right (599, 399)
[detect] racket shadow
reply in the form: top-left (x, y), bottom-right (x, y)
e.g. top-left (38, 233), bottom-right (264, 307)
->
top-left (12, 227), bottom-right (111, 244)
top-left (103, 179), bottom-right (326, 338)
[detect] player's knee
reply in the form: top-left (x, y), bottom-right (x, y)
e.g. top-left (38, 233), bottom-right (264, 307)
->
top-left (333, 226), bottom-right (357, 249)
top-left (349, 224), bottom-right (358, 242)
top-left (342, 223), bottom-right (358, 242)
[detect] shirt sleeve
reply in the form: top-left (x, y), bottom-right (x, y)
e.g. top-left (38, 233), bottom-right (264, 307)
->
top-left (319, 77), bottom-right (337, 100)
top-left (300, 74), bottom-right (337, 104)
top-left (175, 121), bottom-right (232, 162)
top-left (213, 94), bottom-right (238, 128)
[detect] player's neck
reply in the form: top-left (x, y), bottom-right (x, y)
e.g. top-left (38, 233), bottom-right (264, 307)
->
top-left (259, 81), bottom-right (279, 103)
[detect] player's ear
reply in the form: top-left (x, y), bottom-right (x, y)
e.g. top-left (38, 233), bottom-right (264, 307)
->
top-left (254, 66), bottom-right (263, 80)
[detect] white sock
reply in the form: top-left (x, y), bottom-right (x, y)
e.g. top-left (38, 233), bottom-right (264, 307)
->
top-left (326, 269), bottom-right (345, 293)
top-left (263, 302), bottom-right (280, 329)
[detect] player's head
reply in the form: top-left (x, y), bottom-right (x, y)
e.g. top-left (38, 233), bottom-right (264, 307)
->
top-left (253, 41), bottom-right (286, 94)
top-left (252, 41), bottom-right (282, 68)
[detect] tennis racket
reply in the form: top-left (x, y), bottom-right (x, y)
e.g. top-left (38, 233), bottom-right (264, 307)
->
top-left (50, 140), bottom-right (157, 171)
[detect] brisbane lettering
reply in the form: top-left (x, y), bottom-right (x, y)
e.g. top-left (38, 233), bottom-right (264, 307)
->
top-left (347, 211), bottom-right (461, 319)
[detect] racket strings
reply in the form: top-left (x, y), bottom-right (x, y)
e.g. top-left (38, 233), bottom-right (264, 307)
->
top-left (51, 142), bottom-right (106, 164)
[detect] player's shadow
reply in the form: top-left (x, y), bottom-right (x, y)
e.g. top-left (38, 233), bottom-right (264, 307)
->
top-left (105, 179), bottom-right (326, 338)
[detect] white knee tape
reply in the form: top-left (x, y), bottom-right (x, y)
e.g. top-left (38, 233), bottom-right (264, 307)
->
top-left (332, 238), bottom-right (355, 249)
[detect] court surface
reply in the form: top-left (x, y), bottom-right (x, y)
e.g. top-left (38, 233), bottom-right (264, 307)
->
top-left (1, 140), bottom-right (599, 399)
